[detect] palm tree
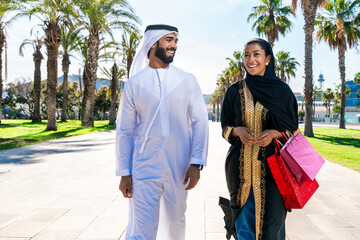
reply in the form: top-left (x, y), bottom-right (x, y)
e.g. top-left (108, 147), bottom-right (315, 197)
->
top-left (248, 0), bottom-right (293, 47)
top-left (301, 96), bottom-right (305, 110)
top-left (99, 63), bottom-right (126, 125)
top-left (210, 88), bottom-right (223, 122)
top-left (73, 0), bottom-right (140, 127)
top-left (354, 72), bottom-right (360, 84)
top-left (322, 88), bottom-right (335, 117)
top-left (291, 0), bottom-right (327, 137)
top-left (77, 35), bottom-right (121, 119)
top-left (313, 85), bottom-right (323, 119)
top-left (122, 30), bottom-right (141, 79)
top-left (0, 0), bottom-right (22, 125)
top-left (334, 83), bottom-right (351, 104)
top-left (19, 31), bottom-right (45, 122)
top-left (76, 36), bottom-right (89, 110)
top-left (22, 0), bottom-right (75, 131)
top-left (226, 50), bottom-right (245, 82)
top-left (209, 92), bottom-right (217, 122)
top-left (60, 24), bottom-right (81, 122)
top-left (315, 0), bottom-right (360, 129)
top-left (275, 50), bottom-right (299, 83)
top-left (333, 83), bottom-right (351, 119)
top-left (94, 85), bottom-right (111, 120)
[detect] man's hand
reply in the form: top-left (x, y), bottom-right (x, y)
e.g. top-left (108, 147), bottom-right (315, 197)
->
top-left (119, 175), bottom-right (132, 198)
top-left (183, 165), bottom-right (200, 190)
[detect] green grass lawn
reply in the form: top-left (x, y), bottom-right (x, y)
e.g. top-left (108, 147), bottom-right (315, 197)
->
top-left (0, 119), bottom-right (115, 151)
top-left (301, 127), bottom-right (360, 172)
top-left (1, 120), bottom-right (359, 172)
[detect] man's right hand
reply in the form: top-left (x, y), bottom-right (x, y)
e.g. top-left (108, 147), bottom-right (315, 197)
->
top-left (119, 175), bottom-right (132, 198)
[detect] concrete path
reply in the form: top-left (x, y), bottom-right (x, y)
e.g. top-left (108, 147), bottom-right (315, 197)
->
top-left (0, 122), bottom-right (359, 240)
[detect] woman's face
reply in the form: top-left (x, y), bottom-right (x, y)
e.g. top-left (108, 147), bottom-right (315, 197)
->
top-left (244, 43), bottom-right (271, 76)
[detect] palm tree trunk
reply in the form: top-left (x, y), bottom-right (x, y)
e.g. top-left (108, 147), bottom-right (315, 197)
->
top-left (303, 5), bottom-right (317, 137)
top-left (126, 56), bottom-right (133, 79)
top-left (109, 63), bottom-right (118, 125)
top-left (212, 103), bottom-right (215, 121)
top-left (45, 21), bottom-right (60, 131)
top-left (268, 10), bottom-right (275, 48)
top-left (0, 29), bottom-right (4, 125)
top-left (78, 68), bottom-right (83, 120)
top-left (81, 34), bottom-right (100, 127)
top-left (338, 46), bottom-right (346, 129)
top-left (281, 70), bottom-right (285, 82)
top-left (61, 54), bottom-right (70, 122)
top-left (32, 50), bottom-right (43, 122)
top-left (313, 94), bottom-right (316, 120)
top-left (216, 102), bottom-right (220, 122)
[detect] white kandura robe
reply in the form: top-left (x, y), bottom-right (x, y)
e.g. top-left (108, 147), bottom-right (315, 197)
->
top-left (115, 64), bottom-right (209, 240)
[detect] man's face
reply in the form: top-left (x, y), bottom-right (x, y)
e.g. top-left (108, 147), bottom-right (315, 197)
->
top-left (154, 33), bottom-right (178, 64)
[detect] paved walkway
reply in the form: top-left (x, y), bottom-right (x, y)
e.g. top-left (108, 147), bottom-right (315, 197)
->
top-left (0, 122), bottom-right (359, 240)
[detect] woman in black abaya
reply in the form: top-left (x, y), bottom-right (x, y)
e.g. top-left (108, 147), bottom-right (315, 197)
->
top-left (220, 38), bottom-right (298, 240)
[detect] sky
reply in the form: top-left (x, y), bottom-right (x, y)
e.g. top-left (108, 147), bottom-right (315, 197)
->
top-left (4, 0), bottom-right (360, 95)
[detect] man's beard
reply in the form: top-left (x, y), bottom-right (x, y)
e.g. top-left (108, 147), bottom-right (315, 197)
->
top-left (155, 44), bottom-right (176, 64)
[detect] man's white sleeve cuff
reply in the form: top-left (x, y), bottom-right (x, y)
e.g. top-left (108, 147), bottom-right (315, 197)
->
top-left (116, 169), bottom-right (131, 176)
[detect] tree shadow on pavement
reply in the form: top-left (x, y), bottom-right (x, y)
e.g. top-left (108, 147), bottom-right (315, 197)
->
top-left (312, 133), bottom-right (360, 148)
top-left (1, 127), bottom-right (88, 151)
top-left (0, 135), bottom-right (113, 165)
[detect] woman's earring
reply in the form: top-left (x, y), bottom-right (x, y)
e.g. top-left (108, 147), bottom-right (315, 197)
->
top-left (266, 62), bottom-right (269, 66)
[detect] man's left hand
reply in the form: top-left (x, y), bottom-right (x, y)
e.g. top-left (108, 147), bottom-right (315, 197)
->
top-left (184, 165), bottom-right (200, 190)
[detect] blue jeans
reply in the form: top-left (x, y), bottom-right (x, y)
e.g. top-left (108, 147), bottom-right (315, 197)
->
top-left (235, 188), bottom-right (256, 240)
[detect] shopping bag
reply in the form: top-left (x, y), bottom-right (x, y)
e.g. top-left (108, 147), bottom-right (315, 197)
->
top-left (280, 131), bottom-right (325, 182)
top-left (267, 141), bottom-right (319, 209)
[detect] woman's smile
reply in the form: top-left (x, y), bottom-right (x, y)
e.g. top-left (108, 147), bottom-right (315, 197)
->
top-left (244, 43), bottom-right (270, 76)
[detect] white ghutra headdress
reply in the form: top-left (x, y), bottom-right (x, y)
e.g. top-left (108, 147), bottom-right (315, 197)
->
top-left (129, 24), bottom-right (179, 78)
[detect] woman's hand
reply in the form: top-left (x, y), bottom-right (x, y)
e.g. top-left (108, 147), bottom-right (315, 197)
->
top-left (232, 127), bottom-right (256, 146)
top-left (256, 129), bottom-right (282, 147)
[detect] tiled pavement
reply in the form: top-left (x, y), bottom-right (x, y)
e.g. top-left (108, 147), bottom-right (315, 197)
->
top-left (0, 122), bottom-right (359, 240)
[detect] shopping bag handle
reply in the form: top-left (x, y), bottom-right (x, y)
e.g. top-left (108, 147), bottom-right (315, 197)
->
top-left (281, 132), bottom-right (288, 142)
top-left (273, 139), bottom-right (283, 155)
top-left (281, 128), bottom-right (301, 142)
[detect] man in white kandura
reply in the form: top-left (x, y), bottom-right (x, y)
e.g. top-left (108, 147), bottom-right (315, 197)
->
top-left (115, 24), bottom-right (209, 240)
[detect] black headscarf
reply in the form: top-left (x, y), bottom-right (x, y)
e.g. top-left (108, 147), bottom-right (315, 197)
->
top-left (244, 38), bottom-right (298, 133)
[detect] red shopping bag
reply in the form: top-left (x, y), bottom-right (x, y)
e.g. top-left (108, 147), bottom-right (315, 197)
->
top-left (280, 131), bottom-right (325, 183)
top-left (267, 140), bottom-right (319, 209)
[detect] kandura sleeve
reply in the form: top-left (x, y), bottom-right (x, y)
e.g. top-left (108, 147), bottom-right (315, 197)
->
top-left (188, 76), bottom-right (209, 166)
top-left (115, 82), bottom-right (137, 176)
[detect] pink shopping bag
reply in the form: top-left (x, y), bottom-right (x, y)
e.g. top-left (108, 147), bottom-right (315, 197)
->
top-left (280, 132), bottom-right (325, 183)
top-left (267, 145), bottom-right (319, 209)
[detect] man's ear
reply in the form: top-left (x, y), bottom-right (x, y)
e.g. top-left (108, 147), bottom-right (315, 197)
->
top-left (151, 40), bottom-right (159, 50)
top-left (148, 41), bottom-right (158, 57)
